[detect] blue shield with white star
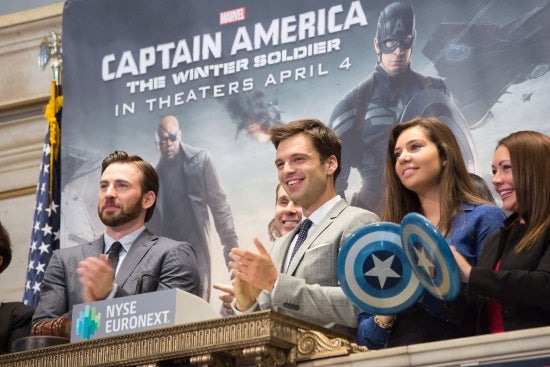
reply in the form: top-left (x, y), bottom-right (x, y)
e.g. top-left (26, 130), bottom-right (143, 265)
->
top-left (337, 222), bottom-right (424, 315)
top-left (401, 213), bottom-right (461, 301)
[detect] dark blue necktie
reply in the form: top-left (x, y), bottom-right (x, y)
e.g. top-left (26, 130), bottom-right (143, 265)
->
top-left (289, 219), bottom-right (313, 264)
top-left (107, 241), bottom-right (123, 272)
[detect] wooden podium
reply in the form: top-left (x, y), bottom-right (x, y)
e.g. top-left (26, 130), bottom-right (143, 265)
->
top-left (0, 311), bottom-right (367, 366)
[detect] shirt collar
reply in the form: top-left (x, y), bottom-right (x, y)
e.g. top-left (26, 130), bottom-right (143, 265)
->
top-left (104, 226), bottom-right (146, 253)
top-left (303, 195), bottom-right (341, 226)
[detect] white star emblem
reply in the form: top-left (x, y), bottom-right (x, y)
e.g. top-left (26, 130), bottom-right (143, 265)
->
top-left (45, 200), bottom-right (59, 216)
top-left (38, 241), bottom-right (50, 254)
top-left (30, 240), bottom-right (38, 252)
top-left (413, 245), bottom-right (435, 278)
top-left (35, 262), bottom-right (46, 275)
top-left (27, 260), bottom-right (35, 272)
top-left (25, 280), bottom-right (31, 290)
top-left (41, 223), bottom-right (53, 236)
top-left (365, 254), bottom-right (401, 289)
top-left (32, 281), bottom-right (42, 294)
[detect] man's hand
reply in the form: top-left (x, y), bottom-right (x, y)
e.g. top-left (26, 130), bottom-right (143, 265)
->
top-left (232, 278), bottom-right (260, 311)
top-left (76, 254), bottom-right (115, 302)
top-left (213, 279), bottom-right (260, 312)
top-left (213, 283), bottom-right (235, 315)
top-left (228, 237), bottom-right (279, 291)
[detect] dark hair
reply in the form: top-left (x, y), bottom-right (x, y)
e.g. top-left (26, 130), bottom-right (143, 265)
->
top-left (382, 117), bottom-right (489, 235)
top-left (274, 183), bottom-right (282, 205)
top-left (497, 130), bottom-right (550, 252)
top-left (101, 151), bottom-right (159, 222)
top-left (0, 222), bottom-right (13, 273)
top-left (269, 119), bottom-right (342, 181)
top-left (469, 173), bottom-right (495, 204)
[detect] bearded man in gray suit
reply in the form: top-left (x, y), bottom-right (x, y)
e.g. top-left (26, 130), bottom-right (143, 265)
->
top-left (228, 119), bottom-right (379, 334)
top-left (33, 151), bottom-right (201, 324)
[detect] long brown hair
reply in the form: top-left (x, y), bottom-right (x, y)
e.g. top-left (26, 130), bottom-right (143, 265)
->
top-left (381, 117), bottom-right (488, 235)
top-left (497, 131), bottom-right (550, 252)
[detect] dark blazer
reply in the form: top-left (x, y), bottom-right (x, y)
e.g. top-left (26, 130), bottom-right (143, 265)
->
top-left (149, 143), bottom-right (239, 299)
top-left (32, 229), bottom-right (201, 323)
top-left (469, 213), bottom-right (550, 333)
top-left (0, 302), bottom-right (34, 354)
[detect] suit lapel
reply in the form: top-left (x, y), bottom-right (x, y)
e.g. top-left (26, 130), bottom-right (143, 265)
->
top-left (286, 199), bottom-right (348, 275)
top-left (115, 230), bottom-right (156, 286)
top-left (84, 237), bottom-right (104, 258)
top-left (272, 226), bottom-right (300, 272)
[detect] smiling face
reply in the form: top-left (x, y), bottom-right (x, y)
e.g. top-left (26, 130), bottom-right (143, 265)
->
top-left (274, 185), bottom-right (302, 236)
top-left (275, 133), bottom-right (337, 216)
top-left (394, 126), bottom-right (443, 197)
top-left (98, 162), bottom-right (154, 232)
top-left (492, 145), bottom-right (517, 212)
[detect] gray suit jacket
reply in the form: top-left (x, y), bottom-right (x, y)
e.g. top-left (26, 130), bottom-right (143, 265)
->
top-left (258, 198), bottom-right (379, 330)
top-left (32, 229), bottom-right (201, 323)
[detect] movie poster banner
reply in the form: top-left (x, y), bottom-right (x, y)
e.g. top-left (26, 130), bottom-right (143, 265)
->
top-left (61, 0), bottom-right (550, 304)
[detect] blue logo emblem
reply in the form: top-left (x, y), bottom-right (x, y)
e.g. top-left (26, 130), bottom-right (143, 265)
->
top-left (401, 213), bottom-right (461, 301)
top-left (337, 222), bottom-right (423, 315)
top-left (338, 213), bottom-right (461, 314)
top-left (75, 305), bottom-right (101, 340)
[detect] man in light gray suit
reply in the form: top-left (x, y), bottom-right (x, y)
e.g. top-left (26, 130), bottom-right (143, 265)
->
top-left (228, 119), bottom-right (379, 334)
top-left (32, 151), bottom-right (201, 323)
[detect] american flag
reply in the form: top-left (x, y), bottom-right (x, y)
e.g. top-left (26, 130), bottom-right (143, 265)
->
top-left (23, 82), bottom-right (62, 308)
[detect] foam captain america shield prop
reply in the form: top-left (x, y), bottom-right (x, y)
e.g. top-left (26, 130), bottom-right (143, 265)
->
top-left (401, 213), bottom-right (461, 301)
top-left (337, 222), bottom-right (423, 315)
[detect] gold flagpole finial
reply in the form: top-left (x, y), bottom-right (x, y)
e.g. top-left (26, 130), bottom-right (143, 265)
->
top-left (39, 32), bottom-right (63, 95)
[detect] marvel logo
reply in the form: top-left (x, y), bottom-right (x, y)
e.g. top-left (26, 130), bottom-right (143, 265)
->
top-left (220, 7), bottom-right (246, 25)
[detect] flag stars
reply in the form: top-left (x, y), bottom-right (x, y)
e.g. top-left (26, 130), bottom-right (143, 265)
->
top-left (49, 200), bottom-right (59, 215)
top-left (43, 143), bottom-right (51, 156)
top-left (38, 241), bottom-right (50, 254)
top-left (45, 201), bottom-right (58, 216)
top-left (24, 123), bottom-right (60, 308)
top-left (41, 223), bottom-right (53, 236)
top-left (35, 262), bottom-right (46, 275)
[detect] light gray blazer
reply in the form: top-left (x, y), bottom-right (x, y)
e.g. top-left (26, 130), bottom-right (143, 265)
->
top-left (32, 229), bottom-right (201, 323)
top-left (258, 198), bottom-right (379, 330)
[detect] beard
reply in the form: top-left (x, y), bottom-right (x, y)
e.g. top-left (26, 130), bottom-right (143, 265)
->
top-left (98, 195), bottom-right (143, 227)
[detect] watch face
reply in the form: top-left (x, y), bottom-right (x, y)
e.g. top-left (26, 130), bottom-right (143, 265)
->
top-left (338, 221), bottom-right (424, 315)
top-left (38, 40), bottom-right (50, 69)
top-left (401, 213), bottom-right (461, 301)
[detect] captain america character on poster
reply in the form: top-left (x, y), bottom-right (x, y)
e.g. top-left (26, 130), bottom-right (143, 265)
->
top-left (329, 2), bottom-right (478, 214)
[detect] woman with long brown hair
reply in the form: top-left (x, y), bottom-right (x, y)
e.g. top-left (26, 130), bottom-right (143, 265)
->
top-left (357, 117), bottom-right (504, 348)
top-left (453, 130), bottom-right (550, 333)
